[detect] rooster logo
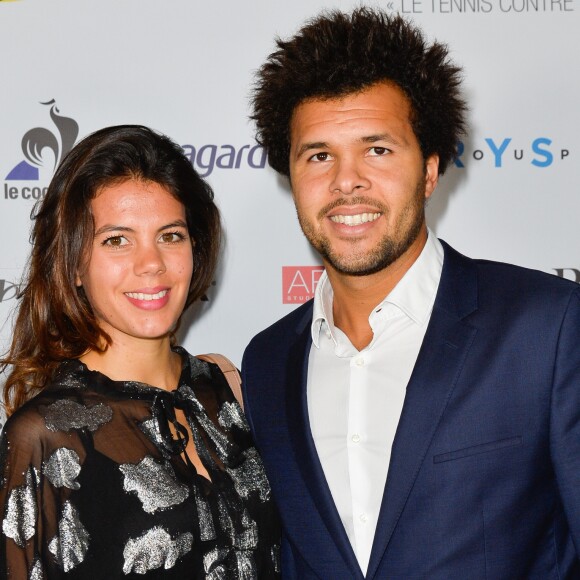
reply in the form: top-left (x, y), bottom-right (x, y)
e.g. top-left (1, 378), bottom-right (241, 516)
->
top-left (5, 100), bottom-right (79, 180)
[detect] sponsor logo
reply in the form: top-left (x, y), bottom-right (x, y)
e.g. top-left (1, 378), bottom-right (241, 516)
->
top-left (4, 100), bottom-right (79, 200)
top-left (455, 137), bottom-right (569, 169)
top-left (554, 269), bottom-right (580, 283)
top-left (283, 266), bottom-right (324, 304)
top-left (0, 279), bottom-right (21, 303)
top-left (181, 143), bottom-right (267, 178)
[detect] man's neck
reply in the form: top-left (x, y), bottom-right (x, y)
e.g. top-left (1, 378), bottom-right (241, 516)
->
top-left (326, 229), bottom-right (428, 351)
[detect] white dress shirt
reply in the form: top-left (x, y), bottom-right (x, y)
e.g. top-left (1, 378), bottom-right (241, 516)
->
top-left (307, 231), bottom-right (444, 575)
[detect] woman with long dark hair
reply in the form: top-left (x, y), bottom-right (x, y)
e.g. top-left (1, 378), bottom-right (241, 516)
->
top-left (0, 125), bottom-right (280, 579)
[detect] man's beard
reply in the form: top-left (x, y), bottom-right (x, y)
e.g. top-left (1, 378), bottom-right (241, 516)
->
top-left (296, 180), bottom-right (426, 277)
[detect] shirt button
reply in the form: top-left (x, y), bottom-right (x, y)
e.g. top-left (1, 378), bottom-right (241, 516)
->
top-left (351, 433), bottom-right (361, 443)
top-left (355, 357), bottom-right (365, 366)
top-left (359, 513), bottom-right (368, 523)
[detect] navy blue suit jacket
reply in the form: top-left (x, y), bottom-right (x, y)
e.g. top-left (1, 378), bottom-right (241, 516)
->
top-left (242, 241), bottom-right (580, 579)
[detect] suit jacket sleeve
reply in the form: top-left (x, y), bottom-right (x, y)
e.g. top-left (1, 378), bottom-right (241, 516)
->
top-left (551, 287), bottom-right (580, 553)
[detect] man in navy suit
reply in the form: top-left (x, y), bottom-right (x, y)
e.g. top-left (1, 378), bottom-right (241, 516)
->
top-left (243, 8), bottom-right (580, 578)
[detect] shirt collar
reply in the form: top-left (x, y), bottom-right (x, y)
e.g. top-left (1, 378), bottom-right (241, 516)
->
top-left (311, 229), bottom-right (444, 348)
top-left (311, 270), bottom-right (335, 348)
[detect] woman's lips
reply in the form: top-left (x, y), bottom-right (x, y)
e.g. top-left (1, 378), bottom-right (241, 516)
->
top-left (124, 288), bottom-right (170, 310)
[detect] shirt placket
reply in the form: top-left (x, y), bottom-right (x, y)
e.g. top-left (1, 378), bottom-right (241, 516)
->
top-left (347, 351), bottom-right (374, 571)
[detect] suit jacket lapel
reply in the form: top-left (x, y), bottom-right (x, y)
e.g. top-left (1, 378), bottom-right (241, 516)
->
top-left (366, 241), bottom-right (479, 579)
top-left (285, 306), bottom-right (364, 579)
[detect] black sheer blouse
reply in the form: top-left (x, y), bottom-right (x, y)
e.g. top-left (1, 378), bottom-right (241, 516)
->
top-left (0, 348), bottom-right (280, 579)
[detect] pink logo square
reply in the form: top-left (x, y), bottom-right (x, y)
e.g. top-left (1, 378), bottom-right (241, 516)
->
top-left (282, 266), bottom-right (324, 304)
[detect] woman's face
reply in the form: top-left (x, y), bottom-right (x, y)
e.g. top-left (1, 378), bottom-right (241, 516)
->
top-left (77, 179), bottom-right (193, 347)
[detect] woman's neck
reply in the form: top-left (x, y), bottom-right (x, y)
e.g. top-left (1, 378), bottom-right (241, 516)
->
top-left (79, 336), bottom-right (182, 391)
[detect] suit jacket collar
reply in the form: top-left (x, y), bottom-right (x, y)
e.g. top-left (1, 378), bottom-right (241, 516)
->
top-left (366, 240), bottom-right (479, 577)
top-left (286, 303), bottom-right (365, 578)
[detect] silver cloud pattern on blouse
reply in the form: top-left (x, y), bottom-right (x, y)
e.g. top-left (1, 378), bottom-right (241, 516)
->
top-left (218, 401), bottom-right (250, 432)
top-left (119, 456), bottom-right (189, 514)
top-left (44, 399), bottom-right (112, 433)
top-left (216, 496), bottom-right (258, 551)
top-left (226, 448), bottom-right (272, 502)
top-left (2, 467), bottom-right (37, 547)
top-left (177, 386), bottom-right (236, 460)
top-left (28, 558), bottom-right (44, 580)
top-left (48, 501), bottom-right (90, 572)
top-left (193, 484), bottom-right (216, 541)
top-left (122, 527), bottom-right (193, 574)
top-left (236, 550), bottom-right (258, 580)
top-left (234, 510), bottom-right (259, 551)
top-left (42, 448), bottom-right (81, 490)
top-left (203, 547), bottom-right (230, 577)
top-left (139, 416), bottom-right (167, 453)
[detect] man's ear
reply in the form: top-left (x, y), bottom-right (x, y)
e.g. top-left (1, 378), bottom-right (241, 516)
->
top-left (424, 154), bottom-right (440, 201)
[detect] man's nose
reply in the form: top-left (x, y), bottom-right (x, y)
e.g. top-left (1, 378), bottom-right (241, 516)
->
top-left (329, 157), bottom-right (371, 195)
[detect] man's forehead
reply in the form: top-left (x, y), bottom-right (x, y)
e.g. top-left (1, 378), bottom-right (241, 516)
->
top-left (294, 80), bottom-right (410, 112)
top-left (289, 82), bottom-right (413, 141)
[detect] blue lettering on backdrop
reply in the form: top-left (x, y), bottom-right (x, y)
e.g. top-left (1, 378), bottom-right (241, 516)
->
top-left (453, 137), bottom-right (563, 168)
top-left (198, 145), bottom-right (218, 177)
top-left (248, 145), bottom-right (267, 169)
top-left (485, 138), bottom-right (511, 167)
top-left (531, 138), bottom-right (553, 168)
top-left (217, 146), bottom-right (235, 169)
top-left (454, 141), bottom-right (465, 168)
top-left (181, 144), bottom-right (267, 177)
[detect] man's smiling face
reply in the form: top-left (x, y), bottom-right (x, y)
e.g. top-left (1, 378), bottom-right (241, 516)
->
top-left (289, 81), bottom-right (439, 277)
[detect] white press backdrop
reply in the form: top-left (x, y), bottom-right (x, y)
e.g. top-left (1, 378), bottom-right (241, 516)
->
top-left (0, 0), bottom-right (578, 426)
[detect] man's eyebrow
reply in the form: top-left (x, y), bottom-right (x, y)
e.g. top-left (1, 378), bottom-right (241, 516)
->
top-left (360, 133), bottom-right (403, 146)
top-left (294, 142), bottom-right (329, 159)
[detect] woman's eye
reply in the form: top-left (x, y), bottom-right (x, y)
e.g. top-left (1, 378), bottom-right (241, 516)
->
top-left (160, 231), bottom-right (186, 243)
top-left (102, 236), bottom-right (127, 247)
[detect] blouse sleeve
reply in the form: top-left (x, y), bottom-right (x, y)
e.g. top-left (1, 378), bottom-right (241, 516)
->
top-left (0, 406), bottom-right (61, 580)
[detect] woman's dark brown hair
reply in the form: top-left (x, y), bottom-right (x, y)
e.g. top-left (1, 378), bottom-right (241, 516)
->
top-left (1, 125), bottom-right (221, 414)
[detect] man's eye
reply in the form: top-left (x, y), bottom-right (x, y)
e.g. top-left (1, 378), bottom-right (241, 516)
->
top-left (309, 152), bottom-right (330, 162)
top-left (102, 236), bottom-right (127, 247)
top-left (369, 147), bottom-right (389, 156)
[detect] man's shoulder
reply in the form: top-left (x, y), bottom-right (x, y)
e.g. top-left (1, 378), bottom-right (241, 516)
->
top-left (472, 256), bottom-right (577, 294)
top-left (441, 240), bottom-right (579, 304)
top-left (245, 300), bottom-right (313, 353)
top-left (444, 240), bottom-right (573, 284)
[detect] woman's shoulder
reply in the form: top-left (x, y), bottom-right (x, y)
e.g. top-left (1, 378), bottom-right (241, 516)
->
top-left (178, 348), bottom-right (238, 396)
top-left (176, 347), bottom-right (249, 434)
top-left (2, 397), bottom-right (48, 441)
top-left (177, 347), bottom-right (212, 374)
top-left (1, 391), bottom-right (62, 465)
top-left (2, 359), bottom-right (100, 441)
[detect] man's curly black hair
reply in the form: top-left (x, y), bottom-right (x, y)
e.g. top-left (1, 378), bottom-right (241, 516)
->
top-left (251, 8), bottom-right (467, 177)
